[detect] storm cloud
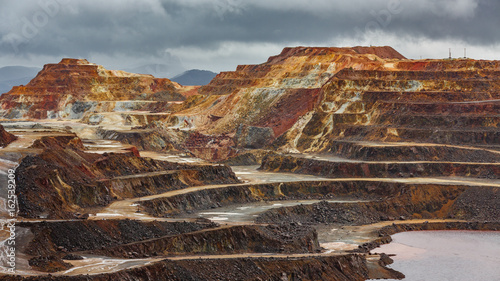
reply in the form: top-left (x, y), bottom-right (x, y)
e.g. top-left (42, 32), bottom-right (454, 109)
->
top-left (1, 0), bottom-right (499, 75)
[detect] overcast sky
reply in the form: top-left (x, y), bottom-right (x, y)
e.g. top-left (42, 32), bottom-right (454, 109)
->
top-left (1, 0), bottom-right (499, 77)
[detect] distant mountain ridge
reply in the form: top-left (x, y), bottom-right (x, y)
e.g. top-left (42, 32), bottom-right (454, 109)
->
top-left (0, 66), bottom-right (41, 94)
top-left (171, 69), bottom-right (218, 86)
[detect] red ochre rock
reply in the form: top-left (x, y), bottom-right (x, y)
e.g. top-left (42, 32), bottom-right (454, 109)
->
top-left (0, 58), bottom-right (184, 119)
top-left (174, 46), bottom-right (495, 152)
top-left (15, 134), bottom-right (240, 219)
top-left (180, 46), bottom-right (398, 140)
top-left (4, 46), bottom-right (500, 162)
top-left (0, 124), bottom-right (17, 147)
top-left (134, 46), bottom-right (499, 160)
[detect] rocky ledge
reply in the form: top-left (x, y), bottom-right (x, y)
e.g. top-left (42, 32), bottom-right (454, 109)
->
top-left (0, 124), bottom-right (17, 147)
top-left (16, 134), bottom-right (239, 219)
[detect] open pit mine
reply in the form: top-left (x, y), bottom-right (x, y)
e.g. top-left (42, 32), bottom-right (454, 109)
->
top-left (0, 47), bottom-right (499, 280)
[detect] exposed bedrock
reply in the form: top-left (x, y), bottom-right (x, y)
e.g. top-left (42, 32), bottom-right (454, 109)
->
top-left (234, 125), bottom-right (275, 149)
top-left (323, 125), bottom-right (500, 147)
top-left (87, 224), bottom-right (320, 258)
top-left (219, 149), bottom-right (277, 166)
top-left (325, 141), bottom-right (500, 162)
top-left (1, 254), bottom-right (372, 281)
top-left (3, 46), bottom-right (500, 279)
top-left (95, 128), bottom-right (180, 152)
top-left (81, 112), bottom-right (173, 127)
top-left (260, 155), bottom-right (500, 179)
top-left (138, 180), bottom-right (496, 223)
top-left (0, 124), bottom-right (17, 147)
top-left (373, 113), bottom-right (500, 128)
top-left (181, 47), bottom-right (399, 141)
top-left (26, 256), bottom-right (73, 273)
top-left (255, 185), bottom-right (500, 225)
top-left (449, 186), bottom-right (500, 220)
top-left (0, 58), bottom-right (183, 119)
top-left (140, 180), bottom-right (399, 217)
top-left (96, 126), bottom-right (241, 162)
top-left (14, 220), bottom-right (217, 273)
top-left (183, 131), bottom-right (237, 161)
top-left (16, 135), bottom-right (239, 218)
top-left (20, 220), bottom-right (218, 257)
top-left (276, 66), bottom-right (500, 153)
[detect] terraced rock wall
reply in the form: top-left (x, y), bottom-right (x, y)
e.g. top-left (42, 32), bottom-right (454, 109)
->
top-left (2, 46), bottom-right (499, 279)
top-left (325, 141), bottom-right (500, 162)
top-left (0, 58), bottom-right (183, 119)
top-left (2, 254), bottom-right (371, 281)
top-left (136, 175), bottom-right (499, 226)
top-left (16, 135), bottom-right (239, 218)
top-left (87, 224), bottom-right (320, 258)
top-left (260, 155), bottom-right (500, 179)
top-left (255, 185), bottom-right (499, 225)
top-left (177, 47), bottom-right (402, 140)
top-left (21, 220), bottom-right (218, 257)
top-left (139, 180), bottom-right (499, 224)
top-left (278, 66), bottom-right (500, 153)
top-left (141, 180), bottom-right (398, 217)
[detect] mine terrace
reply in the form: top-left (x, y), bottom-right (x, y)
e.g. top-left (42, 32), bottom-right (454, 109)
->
top-left (0, 46), bottom-right (499, 280)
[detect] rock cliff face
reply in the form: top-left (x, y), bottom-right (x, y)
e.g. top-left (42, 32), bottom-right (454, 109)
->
top-left (87, 224), bottom-right (320, 258)
top-left (260, 155), bottom-right (500, 179)
top-left (16, 134), bottom-right (239, 219)
top-left (162, 46), bottom-right (499, 159)
top-left (0, 124), bottom-right (16, 147)
top-left (139, 179), bottom-right (499, 224)
top-left (176, 47), bottom-right (404, 141)
top-left (21, 220), bottom-right (218, 257)
top-left (254, 185), bottom-right (499, 225)
top-left (2, 254), bottom-right (370, 281)
top-left (276, 62), bottom-right (500, 153)
top-left (0, 58), bottom-right (183, 119)
top-left (2, 46), bottom-right (498, 279)
top-left (2, 48), bottom-right (499, 161)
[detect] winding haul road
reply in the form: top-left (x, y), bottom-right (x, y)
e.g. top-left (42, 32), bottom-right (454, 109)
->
top-left (1, 128), bottom-right (499, 277)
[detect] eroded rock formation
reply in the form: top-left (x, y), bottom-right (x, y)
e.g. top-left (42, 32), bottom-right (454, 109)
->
top-left (275, 62), bottom-right (500, 154)
top-left (0, 124), bottom-right (16, 147)
top-left (2, 254), bottom-right (370, 281)
top-left (86, 224), bottom-right (320, 258)
top-left (16, 134), bottom-right (239, 219)
top-left (0, 58), bottom-right (184, 119)
top-left (175, 47), bottom-right (405, 140)
top-left (21, 220), bottom-right (218, 257)
top-left (1, 46), bottom-right (499, 280)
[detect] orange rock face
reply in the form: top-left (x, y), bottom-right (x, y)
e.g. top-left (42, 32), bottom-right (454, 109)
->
top-left (0, 58), bottom-right (182, 119)
top-left (2, 47), bottom-right (499, 161)
top-left (279, 60), bottom-right (500, 153)
top-left (160, 46), bottom-right (499, 159)
top-left (176, 46), bottom-right (403, 140)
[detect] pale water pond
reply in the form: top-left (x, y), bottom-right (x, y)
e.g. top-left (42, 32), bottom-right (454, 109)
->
top-left (372, 230), bottom-right (500, 281)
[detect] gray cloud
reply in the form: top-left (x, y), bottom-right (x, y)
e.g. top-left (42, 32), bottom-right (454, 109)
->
top-left (0, 0), bottom-right (499, 74)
